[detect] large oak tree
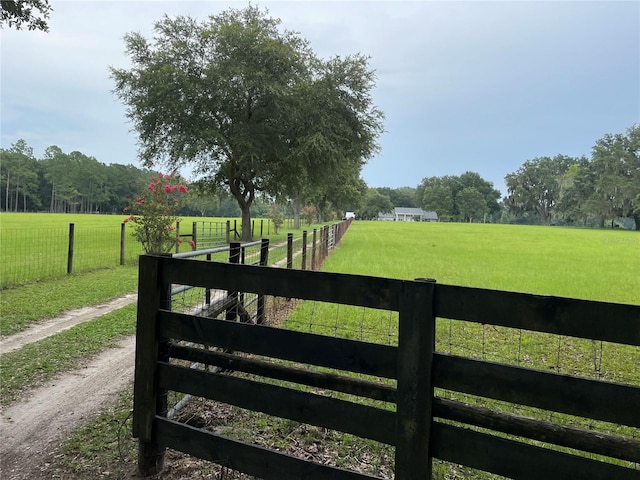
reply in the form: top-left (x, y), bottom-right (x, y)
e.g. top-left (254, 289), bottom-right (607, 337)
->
top-left (111, 6), bottom-right (383, 240)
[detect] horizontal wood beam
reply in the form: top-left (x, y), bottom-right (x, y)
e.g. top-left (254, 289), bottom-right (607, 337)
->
top-left (435, 284), bottom-right (640, 345)
top-left (156, 417), bottom-right (384, 480)
top-left (433, 353), bottom-right (640, 427)
top-left (160, 257), bottom-right (402, 310)
top-left (432, 397), bottom-right (640, 463)
top-left (159, 311), bottom-right (398, 379)
top-left (157, 362), bottom-right (396, 445)
top-left (431, 421), bottom-right (640, 480)
top-left (168, 344), bottom-right (397, 403)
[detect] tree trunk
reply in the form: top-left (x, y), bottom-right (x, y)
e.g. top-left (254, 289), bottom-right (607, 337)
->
top-left (14, 175), bottom-right (20, 212)
top-left (633, 214), bottom-right (640, 231)
top-left (4, 169), bottom-right (9, 211)
top-left (240, 203), bottom-right (252, 241)
top-left (293, 195), bottom-right (302, 230)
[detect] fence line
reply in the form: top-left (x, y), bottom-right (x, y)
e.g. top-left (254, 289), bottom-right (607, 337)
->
top-left (0, 218), bottom-right (345, 288)
top-left (133, 253), bottom-right (639, 479)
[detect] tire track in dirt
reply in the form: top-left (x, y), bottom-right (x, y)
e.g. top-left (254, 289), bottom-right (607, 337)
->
top-left (0, 295), bottom-right (138, 480)
top-left (0, 293), bottom-right (138, 354)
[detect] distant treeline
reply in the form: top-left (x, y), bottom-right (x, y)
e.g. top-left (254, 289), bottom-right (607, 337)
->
top-left (361, 125), bottom-right (638, 229)
top-left (3, 123), bottom-right (638, 229)
top-left (0, 141), bottom-right (282, 218)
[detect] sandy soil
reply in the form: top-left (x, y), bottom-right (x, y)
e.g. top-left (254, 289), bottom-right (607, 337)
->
top-left (0, 295), bottom-right (138, 480)
top-left (0, 293), bottom-right (138, 354)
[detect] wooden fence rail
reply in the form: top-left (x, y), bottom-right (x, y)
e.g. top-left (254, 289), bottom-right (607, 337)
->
top-left (133, 257), bottom-right (640, 479)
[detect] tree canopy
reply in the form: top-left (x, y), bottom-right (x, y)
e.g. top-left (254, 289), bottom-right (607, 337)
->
top-left (504, 125), bottom-right (640, 229)
top-left (111, 6), bottom-right (383, 240)
top-left (1, 0), bottom-right (52, 31)
top-left (416, 172), bottom-right (500, 222)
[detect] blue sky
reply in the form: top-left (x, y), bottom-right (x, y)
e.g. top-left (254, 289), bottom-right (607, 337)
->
top-left (2, 1), bottom-right (638, 196)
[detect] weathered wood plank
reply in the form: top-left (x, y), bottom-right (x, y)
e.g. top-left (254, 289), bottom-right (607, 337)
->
top-left (133, 255), bottom-right (162, 441)
top-left (156, 417), bottom-right (384, 480)
top-left (157, 362), bottom-right (396, 445)
top-left (395, 279), bottom-right (435, 479)
top-left (168, 345), bottom-right (397, 403)
top-left (435, 284), bottom-right (640, 345)
top-left (161, 257), bottom-right (402, 310)
top-left (133, 254), bottom-right (170, 476)
top-left (433, 353), bottom-right (640, 427)
top-left (431, 421), bottom-right (640, 480)
top-left (159, 311), bottom-right (398, 379)
top-left (433, 397), bottom-right (640, 463)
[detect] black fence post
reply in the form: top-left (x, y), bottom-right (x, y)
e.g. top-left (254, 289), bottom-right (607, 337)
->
top-left (311, 228), bottom-right (317, 271)
top-left (175, 221), bottom-right (181, 254)
top-left (205, 252), bottom-right (212, 306)
top-left (257, 238), bottom-right (270, 324)
top-left (287, 233), bottom-right (293, 269)
top-left (120, 222), bottom-right (126, 266)
top-left (226, 243), bottom-right (241, 321)
top-left (67, 223), bottom-right (75, 274)
top-left (395, 278), bottom-right (436, 479)
top-left (134, 254), bottom-right (170, 476)
top-left (301, 230), bottom-right (308, 270)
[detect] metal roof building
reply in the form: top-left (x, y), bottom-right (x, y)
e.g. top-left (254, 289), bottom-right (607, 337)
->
top-left (377, 207), bottom-right (438, 222)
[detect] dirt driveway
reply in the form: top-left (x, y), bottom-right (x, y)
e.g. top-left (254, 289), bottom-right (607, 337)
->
top-left (0, 294), bottom-right (138, 480)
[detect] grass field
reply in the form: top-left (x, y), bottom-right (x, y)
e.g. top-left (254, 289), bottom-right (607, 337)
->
top-left (325, 221), bottom-right (640, 303)
top-left (2, 218), bottom-right (638, 478)
top-left (0, 212), bottom-right (292, 287)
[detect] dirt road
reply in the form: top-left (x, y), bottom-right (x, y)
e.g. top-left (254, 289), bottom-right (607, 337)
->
top-left (0, 294), bottom-right (138, 480)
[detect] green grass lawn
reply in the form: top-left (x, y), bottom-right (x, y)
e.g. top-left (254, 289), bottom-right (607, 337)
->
top-left (9, 219), bottom-right (637, 479)
top-left (0, 212), bottom-right (297, 287)
top-left (324, 221), bottom-right (640, 303)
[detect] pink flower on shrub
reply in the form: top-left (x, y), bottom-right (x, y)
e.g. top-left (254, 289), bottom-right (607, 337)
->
top-left (124, 173), bottom-right (190, 254)
top-left (189, 240), bottom-right (196, 249)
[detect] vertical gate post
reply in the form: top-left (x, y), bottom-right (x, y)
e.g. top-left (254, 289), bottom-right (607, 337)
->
top-left (311, 229), bottom-right (317, 270)
top-left (67, 223), bottom-right (75, 274)
top-left (287, 233), bottom-right (293, 269)
top-left (134, 254), bottom-right (170, 476)
top-left (395, 278), bottom-right (436, 479)
top-left (226, 220), bottom-right (231, 244)
top-left (226, 243), bottom-right (241, 321)
top-left (301, 230), bottom-right (308, 270)
top-left (175, 221), bottom-right (181, 254)
top-left (205, 252), bottom-right (212, 306)
top-left (256, 239), bottom-right (270, 324)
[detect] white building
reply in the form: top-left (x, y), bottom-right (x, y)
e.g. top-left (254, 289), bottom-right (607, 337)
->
top-left (377, 207), bottom-right (438, 222)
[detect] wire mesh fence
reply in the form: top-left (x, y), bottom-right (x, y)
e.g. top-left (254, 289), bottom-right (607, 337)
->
top-left (0, 224), bottom-right (146, 288)
top-left (0, 219), bottom-right (329, 289)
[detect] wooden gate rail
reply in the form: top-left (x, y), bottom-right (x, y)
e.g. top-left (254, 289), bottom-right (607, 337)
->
top-left (134, 256), bottom-right (640, 480)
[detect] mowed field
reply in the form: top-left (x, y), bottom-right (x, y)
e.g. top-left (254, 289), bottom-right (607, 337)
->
top-left (325, 221), bottom-right (640, 304)
top-left (0, 213), bottom-right (266, 287)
